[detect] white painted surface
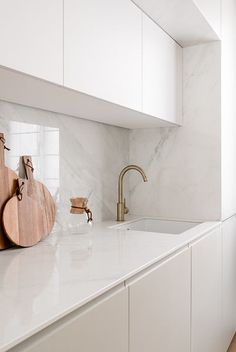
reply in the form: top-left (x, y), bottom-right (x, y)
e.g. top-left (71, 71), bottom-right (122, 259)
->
top-left (129, 248), bottom-right (191, 352)
top-left (129, 42), bottom-right (221, 221)
top-left (132, 0), bottom-right (220, 46)
top-left (222, 216), bottom-right (236, 350)
top-left (113, 217), bottom-right (200, 234)
top-left (0, 1), bottom-right (184, 128)
top-left (142, 14), bottom-right (182, 124)
top-left (10, 287), bottom-right (128, 352)
top-left (0, 219), bottom-right (219, 351)
top-left (191, 228), bottom-right (222, 352)
top-left (64, 0), bottom-right (142, 111)
top-left (0, 0), bottom-right (63, 84)
top-left (0, 66), bottom-right (176, 129)
top-left (221, 0), bottom-right (236, 220)
top-left (193, 0), bottom-right (221, 36)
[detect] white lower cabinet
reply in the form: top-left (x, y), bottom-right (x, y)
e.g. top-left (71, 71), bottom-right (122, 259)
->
top-left (191, 228), bottom-right (223, 352)
top-left (222, 215), bottom-right (236, 350)
top-left (10, 286), bottom-right (128, 352)
top-left (128, 248), bottom-right (191, 352)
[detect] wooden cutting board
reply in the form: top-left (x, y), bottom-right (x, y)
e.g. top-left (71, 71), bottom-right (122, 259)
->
top-left (0, 133), bottom-right (18, 249)
top-left (2, 178), bottom-right (44, 247)
top-left (21, 156), bottom-right (56, 239)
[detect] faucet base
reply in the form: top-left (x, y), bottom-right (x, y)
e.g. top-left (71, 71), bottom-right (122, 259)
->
top-left (117, 203), bottom-right (125, 221)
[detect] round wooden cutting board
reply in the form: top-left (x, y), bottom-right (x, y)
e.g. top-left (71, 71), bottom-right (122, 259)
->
top-left (0, 133), bottom-right (18, 249)
top-left (21, 156), bottom-right (56, 239)
top-left (2, 179), bottom-right (45, 247)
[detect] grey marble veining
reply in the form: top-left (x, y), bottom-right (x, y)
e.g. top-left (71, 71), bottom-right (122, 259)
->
top-left (0, 100), bottom-right (129, 226)
top-left (129, 42), bottom-right (221, 221)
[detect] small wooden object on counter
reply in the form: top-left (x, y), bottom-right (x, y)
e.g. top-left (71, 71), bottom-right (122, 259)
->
top-left (70, 198), bottom-right (93, 222)
top-left (0, 133), bottom-right (17, 249)
top-left (2, 178), bottom-right (45, 247)
top-left (21, 156), bottom-right (56, 239)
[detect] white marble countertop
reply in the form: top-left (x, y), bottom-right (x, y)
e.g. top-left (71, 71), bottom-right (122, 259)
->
top-left (0, 217), bottom-right (220, 351)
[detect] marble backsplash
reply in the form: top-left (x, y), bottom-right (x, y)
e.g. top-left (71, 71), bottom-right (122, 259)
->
top-left (0, 100), bottom-right (129, 227)
top-left (129, 42), bottom-right (221, 222)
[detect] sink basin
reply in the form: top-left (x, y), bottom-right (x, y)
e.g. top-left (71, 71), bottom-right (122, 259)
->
top-left (114, 218), bottom-right (200, 235)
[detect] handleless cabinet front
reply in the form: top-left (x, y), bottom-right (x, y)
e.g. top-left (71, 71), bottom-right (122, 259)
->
top-left (142, 13), bottom-right (183, 124)
top-left (128, 248), bottom-right (191, 352)
top-left (222, 216), bottom-right (236, 350)
top-left (191, 228), bottom-right (223, 352)
top-left (64, 0), bottom-right (142, 112)
top-left (0, 0), bottom-right (63, 84)
top-left (9, 287), bottom-right (128, 352)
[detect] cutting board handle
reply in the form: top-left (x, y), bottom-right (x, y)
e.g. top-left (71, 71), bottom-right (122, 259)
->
top-left (0, 132), bottom-right (10, 167)
top-left (16, 179), bottom-right (25, 201)
top-left (21, 155), bottom-right (34, 181)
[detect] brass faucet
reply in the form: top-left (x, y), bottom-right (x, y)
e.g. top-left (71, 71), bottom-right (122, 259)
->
top-left (117, 165), bottom-right (147, 221)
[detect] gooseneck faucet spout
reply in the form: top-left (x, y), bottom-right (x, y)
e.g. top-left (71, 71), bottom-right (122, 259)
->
top-left (117, 165), bottom-right (147, 221)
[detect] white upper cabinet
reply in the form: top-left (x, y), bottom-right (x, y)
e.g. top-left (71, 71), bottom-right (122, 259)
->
top-left (0, 0), bottom-right (63, 84)
top-left (64, 0), bottom-right (142, 112)
top-left (142, 14), bottom-right (183, 124)
top-left (0, 0), bottom-right (183, 128)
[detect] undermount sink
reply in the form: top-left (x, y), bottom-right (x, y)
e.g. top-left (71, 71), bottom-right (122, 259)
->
top-left (114, 218), bottom-right (200, 235)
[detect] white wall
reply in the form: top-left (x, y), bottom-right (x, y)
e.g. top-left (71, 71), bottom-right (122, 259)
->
top-left (129, 42), bottom-right (221, 221)
top-left (221, 0), bottom-right (236, 220)
top-left (193, 0), bottom-right (221, 37)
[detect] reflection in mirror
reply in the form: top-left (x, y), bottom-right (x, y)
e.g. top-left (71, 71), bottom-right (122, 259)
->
top-left (3, 120), bottom-right (60, 205)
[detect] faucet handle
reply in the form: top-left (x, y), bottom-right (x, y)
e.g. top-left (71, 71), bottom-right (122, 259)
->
top-left (124, 198), bottom-right (129, 214)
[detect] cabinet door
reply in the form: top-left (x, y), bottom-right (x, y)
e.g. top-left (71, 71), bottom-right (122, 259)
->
top-left (129, 248), bottom-right (191, 352)
top-left (0, 0), bottom-right (63, 84)
top-left (142, 14), bottom-right (182, 124)
top-left (10, 287), bottom-right (128, 352)
top-left (64, 0), bottom-right (142, 111)
top-left (191, 228), bottom-right (222, 352)
top-left (222, 216), bottom-right (236, 350)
